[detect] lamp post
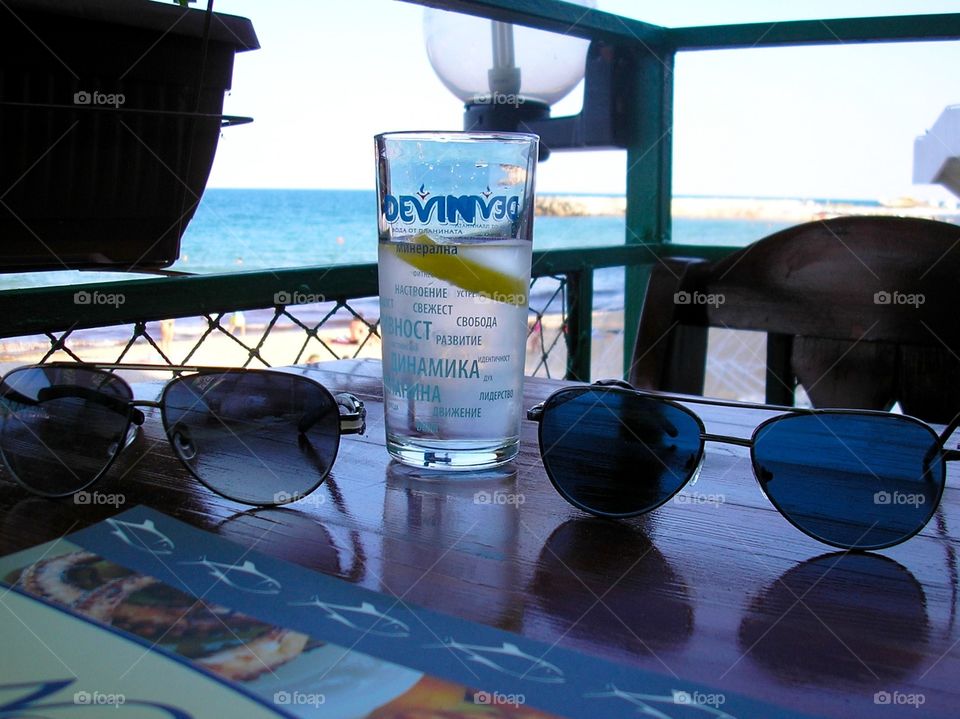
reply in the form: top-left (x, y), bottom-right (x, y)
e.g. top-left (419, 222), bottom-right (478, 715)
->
top-left (424, 4), bottom-right (629, 159)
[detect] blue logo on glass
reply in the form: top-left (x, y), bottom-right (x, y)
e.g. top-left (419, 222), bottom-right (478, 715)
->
top-left (383, 185), bottom-right (520, 225)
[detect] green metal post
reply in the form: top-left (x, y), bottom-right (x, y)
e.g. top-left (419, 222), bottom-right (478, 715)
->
top-left (623, 45), bottom-right (674, 378)
top-left (564, 269), bottom-right (593, 381)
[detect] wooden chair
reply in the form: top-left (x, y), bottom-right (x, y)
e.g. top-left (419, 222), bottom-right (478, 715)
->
top-left (629, 216), bottom-right (960, 423)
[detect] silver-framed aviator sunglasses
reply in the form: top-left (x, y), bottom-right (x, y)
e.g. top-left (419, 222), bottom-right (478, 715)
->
top-left (528, 380), bottom-right (959, 551)
top-left (0, 363), bottom-right (365, 506)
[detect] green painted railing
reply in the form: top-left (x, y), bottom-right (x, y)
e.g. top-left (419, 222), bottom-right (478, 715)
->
top-left (1, 0), bottom-right (958, 380)
top-left (0, 244), bottom-right (734, 381)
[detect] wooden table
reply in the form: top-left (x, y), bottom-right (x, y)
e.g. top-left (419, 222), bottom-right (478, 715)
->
top-left (1, 358), bottom-right (957, 718)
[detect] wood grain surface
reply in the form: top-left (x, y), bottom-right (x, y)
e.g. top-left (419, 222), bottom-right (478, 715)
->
top-left (1, 358), bottom-right (957, 718)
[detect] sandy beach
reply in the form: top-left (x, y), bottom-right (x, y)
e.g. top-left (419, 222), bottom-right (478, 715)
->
top-left (0, 308), bottom-right (769, 402)
top-left (0, 310), bottom-right (614, 378)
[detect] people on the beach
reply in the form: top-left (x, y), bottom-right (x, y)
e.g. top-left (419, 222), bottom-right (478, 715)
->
top-left (159, 319), bottom-right (175, 354)
top-left (527, 317), bottom-right (543, 353)
top-left (332, 315), bottom-right (369, 345)
top-left (229, 311), bottom-right (246, 338)
top-left (349, 316), bottom-right (367, 343)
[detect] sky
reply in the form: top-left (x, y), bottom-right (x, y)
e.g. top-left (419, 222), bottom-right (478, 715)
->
top-left (201, 0), bottom-right (960, 202)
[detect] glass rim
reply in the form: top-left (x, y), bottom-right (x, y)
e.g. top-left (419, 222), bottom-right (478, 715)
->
top-left (375, 130), bottom-right (539, 144)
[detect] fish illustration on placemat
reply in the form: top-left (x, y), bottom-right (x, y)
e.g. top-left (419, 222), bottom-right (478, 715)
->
top-left (425, 638), bottom-right (565, 683)
top-left (180, 557), bottom-right (281, 594)
top-left (291, 596), bottom-right (411, 637)
top-left (106, 518), bottom-right (174, 555)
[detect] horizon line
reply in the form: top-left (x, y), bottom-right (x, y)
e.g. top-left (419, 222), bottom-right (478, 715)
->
top-left (202, 187), bottom-right (950, 204)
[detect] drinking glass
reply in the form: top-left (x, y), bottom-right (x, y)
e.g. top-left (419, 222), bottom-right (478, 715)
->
top-left (375, 131), bottom-right (538, 470)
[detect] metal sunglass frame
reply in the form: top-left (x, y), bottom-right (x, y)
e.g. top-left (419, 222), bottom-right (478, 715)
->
top-left (527, 380), bottom-right (960, 550)
top-left (0, 362), bottom-right (366, 505)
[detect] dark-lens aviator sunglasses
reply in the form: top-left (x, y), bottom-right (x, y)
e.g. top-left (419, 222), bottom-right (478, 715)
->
top-left (0, 363), bottom-right (366, 506)
top-left (528, 381), bottom-right (960, 551)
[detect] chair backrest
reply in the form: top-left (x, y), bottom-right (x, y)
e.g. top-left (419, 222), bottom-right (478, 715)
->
top-left (629, 216), bottom-right (960, 423)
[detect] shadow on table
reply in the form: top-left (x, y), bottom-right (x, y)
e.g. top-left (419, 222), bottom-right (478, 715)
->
top-left (215, 475), bottom-right (367, 582)
top-left (528, 517), bottom-right (694, 663)
top-left (739, 552), bottom-right (930, 685)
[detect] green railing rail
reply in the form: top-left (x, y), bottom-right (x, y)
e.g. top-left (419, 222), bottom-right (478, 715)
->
top-left (2, 0), bottom-right (958, 380)
top-left (0, 244), bottom-right (733, 381)
top-left (421, 1), bottom-right (960, 46)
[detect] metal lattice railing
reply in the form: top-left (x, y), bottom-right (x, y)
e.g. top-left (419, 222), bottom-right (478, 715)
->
top-left (525, 274), bottom-right (568, 378)
top-left (0, 245), bottom-right (724, 380)
top-left (10, 283), bottom-right (570, 377)
top-left (0, 268), bottom-right (576, 379)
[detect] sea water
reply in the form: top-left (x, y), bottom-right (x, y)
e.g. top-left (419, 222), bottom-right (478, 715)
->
top-left (378, 236), bottom-right (531, 469)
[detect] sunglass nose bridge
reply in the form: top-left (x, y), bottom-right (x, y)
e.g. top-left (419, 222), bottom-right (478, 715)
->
top-left (335, 393), bottom-right (366, 435)
top-left (592, 378), bottom-right (635, 390)
top-left (170, 425), bottom-right (197, 462)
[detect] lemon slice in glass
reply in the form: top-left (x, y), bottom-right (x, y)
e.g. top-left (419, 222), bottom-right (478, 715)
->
top-left (386, 233), bottom-right (528, 306)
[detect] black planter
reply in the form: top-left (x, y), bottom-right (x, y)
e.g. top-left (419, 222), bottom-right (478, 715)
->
top-left (0, 0), bottom-right (258, 271)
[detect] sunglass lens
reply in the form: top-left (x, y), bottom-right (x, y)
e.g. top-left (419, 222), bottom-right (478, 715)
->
top-left (539, 388), bottom-right (703, 516)
top-left (0, 366), bottom-right (133, 495)
top-left (753, 413), bottom-right (943, 549)
top-left (161, 371), bottom-right (341, 505)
